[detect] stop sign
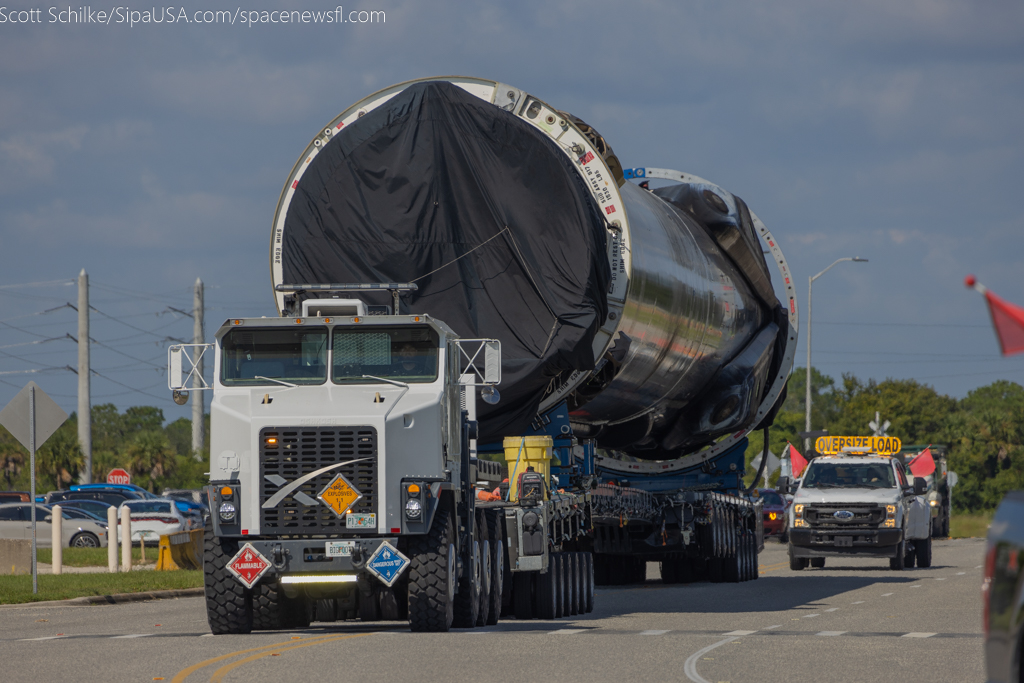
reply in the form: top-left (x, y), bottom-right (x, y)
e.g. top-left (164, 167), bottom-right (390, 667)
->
top-left (106, 468), bottom-right (131, 485)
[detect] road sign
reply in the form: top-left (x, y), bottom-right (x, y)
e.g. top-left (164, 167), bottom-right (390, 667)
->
top-left (365, 542), bottom-right (410, 587)
top-left (317, 473), bottom-right (362, 518)
top-left (947, 471), bottom-right (959, 489)
top-left (815, 435), bottom-right (901, 455)
top-left (225, 543), bottom-right (272, 589)
top-left (0, 381), bottom-right (68, 452)
top-left (107, 468), bottom-right (131, 485)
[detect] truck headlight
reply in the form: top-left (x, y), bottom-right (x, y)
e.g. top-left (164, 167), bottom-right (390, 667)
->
top-left (404, 498), bottom-right (422, 520)
top-left (218, 502), bottom-right (237, 522)
top-left (929, 499), bottom-right (938, 507)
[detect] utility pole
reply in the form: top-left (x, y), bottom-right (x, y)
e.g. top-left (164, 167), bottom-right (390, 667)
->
top-left (77, 269), bottom-right (92, 483)
top-left (192, 278), bottom-right (205, 460)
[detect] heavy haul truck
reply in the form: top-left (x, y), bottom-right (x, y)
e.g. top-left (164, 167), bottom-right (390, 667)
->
top-left (169, 76), bottom-right (798, 633)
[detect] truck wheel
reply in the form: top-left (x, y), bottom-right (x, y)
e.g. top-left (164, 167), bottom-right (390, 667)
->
top-left (317, 598), bottom-right (338, 623)
top-left (810, 557), bottom-right (825, 569)
top-left (513, 572), bottom-right (534, 620)
top-left (659, 559), bottom-right (678, 584)
top-left (583, 553), bottom-right (595, 613)
top-left (253, 581), bottom-right (309, 630)
top-left (889, 541), bottom-right (906, 571)
top-left (554, 553), bottom-right (566, 618)
top-left (407, 509), bottom-right (456, 632)
top-left (452, 540), bottom-right (481, 628)
top-left (203, 525), bottom-right (253, 635)
top-left (535, 560), bottom-right (558, 619)
top-left (750, 534), bottom-right (760, 581)
top-left (905, 544), bottom-right (917, 568)
top-left (380, 584), bottom-right (407, 621)
top-left (788, 544), bottom-right (807, 571)
top-left (358, 588), bottom-right (381, 621)
top-left (475, 539), bottom-right (491, 627)
top-left (915, 535), bottom-right (932, 568)
top-left (484, 509), bottom-right (507, 623)
top-left (568, 553), bottom-right (581, 616)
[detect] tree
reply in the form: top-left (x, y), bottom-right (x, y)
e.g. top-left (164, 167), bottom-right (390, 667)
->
top-left (124, 430), bottom-right (176, 493)
top-left (828, 376), bottom-right (955, 445)
top-left (36, 423), bottom-right (83, 492)
top-left (783, 367), bottom-right (842, 431)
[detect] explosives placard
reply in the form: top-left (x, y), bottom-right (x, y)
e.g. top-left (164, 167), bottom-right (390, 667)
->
top-left (815, 435), bottom-right (902, 455)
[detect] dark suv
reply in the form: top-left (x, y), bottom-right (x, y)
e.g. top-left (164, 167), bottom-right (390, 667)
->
top-left (47, 489), bottom-right (143, 507)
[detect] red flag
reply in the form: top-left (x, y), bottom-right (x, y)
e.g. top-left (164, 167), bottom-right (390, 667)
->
top-left (966, 275), bottom-right (1024, 356)
top-left (908, 447), bottom-right (936, 478)
top-left (788, 442), bottom-right (808, 477)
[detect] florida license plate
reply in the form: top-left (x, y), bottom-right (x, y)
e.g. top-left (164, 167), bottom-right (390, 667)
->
top-left (325, 541), bottom-right (355, 557)
top-left (346, 514), bottom-right (376, 529)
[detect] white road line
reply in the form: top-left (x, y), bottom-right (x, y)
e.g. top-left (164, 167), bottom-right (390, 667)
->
top-left (550, 629), bottom-right (585, 635)
top-left (882, 593), bottom-right (894, 597)
top-left (852, 601), bottom-right (865, 604)
top-left (902, 632), bottom-right (936, 638)
top-left (684, 637), bottom-right (739, 683)
top-left (975, 565), bottom-right (983, 569)
top-left (200, 634), bottom-right (214, 637)
top-left (640, 630), bottom-right (670, 636)
top-left (935, 578), bottom-right (946, 581)
top-left (824, 608), bottom-right (838, 612)
top-left (110, 634), bottom-right (153, 639)
top-left (804, 614), bottom-right (820, 618)
top-left (816, 631), bottom-right (846, 636)
top-left (765, 625), bottom-right (782, 630)
top-left (909, 585), bottom-right (922, 588)
top-left (957, 572), bottom-right (966, 576)
top-left (19, 635), bottom-right (67, 641)
top-left (723, 630), bottom-right (756, 636)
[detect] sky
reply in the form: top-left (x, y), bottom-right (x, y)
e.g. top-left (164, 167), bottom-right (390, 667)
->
top-left (0, 0), bottom-right (1022, 426)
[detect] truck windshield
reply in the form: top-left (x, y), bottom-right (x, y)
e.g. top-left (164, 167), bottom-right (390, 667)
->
top-left (221, 328), bottom-right (328, 386)
top-left (802, 462), bottom-right (896, 489)
top-left (332, 327), bottom-right (439, 384)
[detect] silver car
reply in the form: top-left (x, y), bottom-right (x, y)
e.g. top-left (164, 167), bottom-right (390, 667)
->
top-left (0, 502), bottom-right (109, 548)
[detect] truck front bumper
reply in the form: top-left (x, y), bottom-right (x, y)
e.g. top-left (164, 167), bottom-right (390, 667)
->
top-left (789, 528), bottom-right (904, 558)
top-left (241, 537), bottom-right (399, 579)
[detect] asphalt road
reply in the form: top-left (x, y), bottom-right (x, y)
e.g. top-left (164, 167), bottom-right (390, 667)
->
top-left (0, 537), bottom-right (986, 683)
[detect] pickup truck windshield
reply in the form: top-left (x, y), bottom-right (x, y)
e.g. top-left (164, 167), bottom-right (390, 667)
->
top-left (802, 462), bottom-right (896, 489)
top-left (221, 328), bottom-right (328, 386)
top-left (333, 326), bottom-right (439, 384)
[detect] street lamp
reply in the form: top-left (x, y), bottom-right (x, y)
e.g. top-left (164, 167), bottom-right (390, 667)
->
top-left (805, 257), bottom-right (868, 451)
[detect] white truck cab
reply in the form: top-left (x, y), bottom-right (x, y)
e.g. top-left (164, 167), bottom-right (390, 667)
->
top-left (778, 436), bottom-right (932, 571)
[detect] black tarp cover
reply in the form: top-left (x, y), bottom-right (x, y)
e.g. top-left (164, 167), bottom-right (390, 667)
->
top-left (281, 81), bottom-right (611, 439)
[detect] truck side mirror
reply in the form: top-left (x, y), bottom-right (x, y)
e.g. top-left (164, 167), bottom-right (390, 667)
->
top-left (913, 477), bottom-right (927, 495)
top-left (169, 346), bottom-right (185, 390)
top-left (483, 341), bottom-right (501, 384)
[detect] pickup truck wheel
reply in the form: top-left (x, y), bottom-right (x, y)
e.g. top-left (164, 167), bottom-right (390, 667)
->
top-left (407, 510), bottom-right (456, 632)
top-left (788, 545), bottom-right (807, 571)
top-left (905, 545), bottom-right (917, 568)
top-left (890, 541), bottom-right (906, 570)
top-left (203, 525), bottom-right (253, 635)
top-left (452, 540), bottom-right (481, 628)
top-left (810, 557), bottom-right (825, 569)
top-left (513, 572), bottom-right (534, 619)
top-left (583, 552), bottom-right (595, 613)
top-left (915, 535), bottom-right (932, 568)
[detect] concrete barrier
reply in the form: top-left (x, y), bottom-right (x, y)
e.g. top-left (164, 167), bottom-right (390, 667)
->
top-left (156, 529), bottom-right (204, 571)
top-left (0, 539), bottom-right (30, 575)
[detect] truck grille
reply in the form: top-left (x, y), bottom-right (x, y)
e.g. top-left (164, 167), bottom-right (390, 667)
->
top-left (804, 503), bottom-right (885, 528)
top-left (258, 426), bottom-right (377, 536)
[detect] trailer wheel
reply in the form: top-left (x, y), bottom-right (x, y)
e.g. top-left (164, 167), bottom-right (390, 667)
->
top-left (535, 559), bottom-right (558, 620)
top-left (484, 509), bottom-right (507, 624)
top-left (568, 553), bottom-right (581, 616)
top-left (749, 533), bottom-right (760, 581)
top-left (659, 559), bottom-right (678, 584)
top-left (203, 525), bottom-right (253, 635)
top-left (889, 540), bottom-right (906, 571)
top-left (583, 552), bottom-right (595, 613)
top-left (513, 572), bottom-right (535, 620)
top-left (554, 553), bottom-right (566, 618)
top-left (407, 509), bottom-right (456, 632)
top-left (593, 554), bottom-right (610, 586)
top-left (915, 535), bottom-right (932, 568)
top-left (452, 540), bottom-right (481, 628)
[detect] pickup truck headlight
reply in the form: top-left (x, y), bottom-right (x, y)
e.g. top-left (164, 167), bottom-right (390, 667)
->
top-left (793, 504), bottom-right (807, 527)
top-left (883, 504), bottom-right (896, 528)
top-left (929, 499), bottom-right (938, 507)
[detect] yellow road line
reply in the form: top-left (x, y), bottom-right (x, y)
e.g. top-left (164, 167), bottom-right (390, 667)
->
top-left (170, 633), bottom-right (346, 683)
top-left (208, 633), bottom-right (372, 682)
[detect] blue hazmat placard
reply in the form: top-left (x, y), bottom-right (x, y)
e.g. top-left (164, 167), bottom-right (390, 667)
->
top-left (365, 542), bottom-right (410, 587)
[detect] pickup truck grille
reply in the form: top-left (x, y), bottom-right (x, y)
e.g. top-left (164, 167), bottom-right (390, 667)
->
top-left (258, 426), bottom-right (377, 536)
top-left (804, 503), bottom-right (885, 528)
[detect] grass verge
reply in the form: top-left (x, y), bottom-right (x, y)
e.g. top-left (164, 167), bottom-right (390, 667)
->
top-left (0, 571), bottom-right (203, 605)
top-left (950, 512), bottom-right (994, 538)
top-left (37, 547), bottom-right (154, 567)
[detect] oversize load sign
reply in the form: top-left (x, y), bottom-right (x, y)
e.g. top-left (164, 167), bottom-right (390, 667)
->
top-left (226, 543), bottom-right (272, 589)
top-left (815, 435), bottom-right (902, 455)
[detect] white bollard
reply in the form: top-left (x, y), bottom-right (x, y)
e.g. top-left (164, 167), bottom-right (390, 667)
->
top-left (120, 506), bottom-right (132, 572)
top-left (107, 505), bottom-right (118, 573)
top-left (51, 504), bottom-right (62, 575)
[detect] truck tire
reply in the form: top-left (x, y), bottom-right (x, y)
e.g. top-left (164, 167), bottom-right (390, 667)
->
top-left (452, 540), bottom-right (481, 628)
top-left (484, 509), bottom-right (507, 623)
top-left (915, 535), bottom-right (932, 568)
top-left (407, 509), bottom-right (456, 632)
top-left (203, 525), bottom-right (253, 635)
top-left (359, 588), bottom-right (381, 621)
top-left (316, 598), bottom-right (338, 623)
top-left (535, 560), bottom-right (558, 619)
top-left (568, 553), bottom-right (581, 616)
top-left (583, 552), bottom-right (595, 613)
top-left (476, 539), bottom-right (491, 627)
top-left (810, 557), bottom-right (825, 569)
top-left (253, 581), bottom-right (304, 631)
top-left (513, 572), bottom-right (534, 620)
top-left (554, 553), bottom-right (565, 618)
top-left (659, 559), bottom-right (679, 584)
top-left (788, 544), bottom-right (807, 571)
top-left (380, 584), bottom-right (407, 621)
top-left (889, 540), bottom-right (906, 571)
top-left (905, 544), bottom-right (917, 568)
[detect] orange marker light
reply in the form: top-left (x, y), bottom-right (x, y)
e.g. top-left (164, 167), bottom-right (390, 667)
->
top-left (324, 318), bottom-right (332, 323)
top-left (295, 318), bottom-right (303, 324)
top-left (220, 486), bottom-right (232, 496)
top-left (407, 484), bottom-right (420, 494)
top-left (232, 319), bottom-right (242, 325)
top-left (413, 316), bottom-right (421, 322)
top-left (266, 437), bottom-right (278, 445)
top-left (353, 317), bottom-right (361, 323)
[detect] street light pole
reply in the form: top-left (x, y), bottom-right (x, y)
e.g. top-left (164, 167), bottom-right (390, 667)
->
top-left (805, 257), bottom-right (868, 451)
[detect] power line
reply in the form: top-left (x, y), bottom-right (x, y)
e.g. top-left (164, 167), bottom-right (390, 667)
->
top-left (816, 320), bottom-right (991, 329)
top-left (0, 279), bottom-right (74, 290)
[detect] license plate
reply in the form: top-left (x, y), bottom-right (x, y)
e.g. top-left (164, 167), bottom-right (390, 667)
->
top-left (834, 536), bottom-right (853, 547)
top-left (346, 514), bottom-right (376, 529)
top-left (325, 541), bottom-right (355, 557)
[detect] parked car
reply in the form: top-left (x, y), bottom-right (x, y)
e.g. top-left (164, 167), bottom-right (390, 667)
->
top-left (0, 503), bottom-right (108, 548)
top-left (162, 488), bottom-right (210, 510)
top-left (984, 490), bottom-right (1024, 683)
top-left (59, 506), bottom-right (109, 524)
top-left (75, 483), bottom-right (207, 516)
top-left (756, 488), bottom-right (790, 541)
top-left (58, 499), bottom-right (116, 519)
top-left (117, 499), bottom-right (191, 544)
top-left (47, 489), bottom-right (143, 507)
top-left (0, 491), bottom-right (30, 503)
